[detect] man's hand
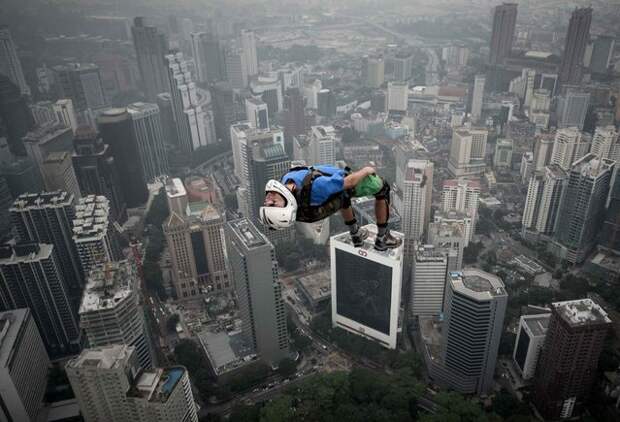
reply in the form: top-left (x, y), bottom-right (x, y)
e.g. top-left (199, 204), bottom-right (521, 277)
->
top-left (361, 166), bottom-right (376, 177)
top-left (344, 166), bottom-right (376, 190)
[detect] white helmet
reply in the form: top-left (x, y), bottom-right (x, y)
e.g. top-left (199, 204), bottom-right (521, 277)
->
top-left (259, 180), bottom-right (298, 230)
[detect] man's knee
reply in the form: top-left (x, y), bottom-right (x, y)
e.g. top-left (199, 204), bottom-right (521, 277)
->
top-left (374, 180), bottom-right (390, 204)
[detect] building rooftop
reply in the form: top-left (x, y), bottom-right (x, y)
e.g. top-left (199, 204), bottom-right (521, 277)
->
top-left (165, 177), bottom-right (187, 199)
top-left (228, 219), bottom-right (269, 249)
top-left (522, 313), bottom-right (550, 337)
top-left (79, 260), bottom-right (137, 314)
top-left (0, 308), bottom-right (29, 369)
top-left (246, 97), bottom-right (266, 106)
top-left (572, 153), bottom-right (614, 177)
top-left (332, 224), bottom-right (404, 261)
top-left (67, 344), bottom-right (133, 371)
top-left (449, 268), bottom-right (506, 299)
top-left (197, 328), bottom-right (255, 376)
top-left (128, 367), bottom-right (186, 403)
top-left (43, 151), bottom-right (71, 164)
top-left (0, 243), bottom-right (54, 264)
top-left (11, 191), bottom-right (73, 210)
top-left (553, 298), bottom-right (611, 326)
top-left (23, 122), bottom-right (71, 144)
top-left (415, 245), bottom-right (447, 260)
top-left (546, 164), bottom-right (567, 178)
top-left (443, 179), bottom-right (481, 189)
top-left (73, 195), bottom-right (110, 241)
top-left (297, 270), bottom-right (331, 302)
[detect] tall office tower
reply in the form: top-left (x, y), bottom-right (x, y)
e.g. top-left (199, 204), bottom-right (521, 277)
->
top-left (126, 102), bottom-right (169, 181)
top-left (554, 154), bottom-right (614, 264)
top-left (53, 99), bottom-right (79, 134)
top-left (231, 122), bottom-right (285, 180)
top-left (10, 192), bottom-right (83, 294)
top-left (316, 89), bottom-right (336, 117)
top-left (411, 245), bottom-right (448, 318)
top-left (428, 218), bottom-right (466, 271)
top-left (488, 3), bottom-right (517, 65)
top-left (470, 74), bottom-right (485, 122)
top-left (165, 178), bottom-right (188, 217)
top-left (440, 269), bottom-right (507, 394)
top-left (590, 35), bottom-right (615, 74)
top-left (0, 177), bottom-right (12, 238)
top-left (97, 109), bottom-right (149, 208)
top-left (441, 179), bottom-right (480, 241)
top-left (245, 98), bottom-right (269, 129)
top-left (559, 8), bottom-right (592, 86)
top-left (67, 345), bottom-right (198, 422)
top-left (190, 32), bottom-right (225, 84)
top-left (22, 123), bottom-right (74, 179)
top-left (493, 138), bottom-right (513, 168)
top-left (433, 210), bottom-right (473, 248)
top-left (165, 53), bottom-right (211, 152)
top-left (0, 75), bottom-right (33, 156)
top-left (131, 17), bottom-right (171, 101)
top-left (72, 128), bottom-right (127, 223)
top-left (513, 313), bottom-right (550, 381)
top-left (79, 260), bottom-right (153, 369)
top-left (250, 76), bottom-right (283, 115)
top-left (72, 195), bottom-right (122, 276)
top-left (0, 158), bottom-right (43, 198)
top-left (386, 82), bottom-right (408, 112)
top-left (156, 93), bottom-right (179, 146)
top-left (522, 165), bottom-right (567, 236)
top-left (557, 90), bottom-right (590, 129)
top-left (41, 151), bottom-right (82, 199)
top-left (304, 79), bottom-right (322, 109)
top-left (330, 226), bottom-right (404, 349)
top-left (283, 88), bottom-right (305, 154)
top-left (591, 125), bottom-right (620, 161)
top-left (533, 133), bottom-right (554, 172)
top-left (0, 26), bottom-right (30, 96)
top-left (226, 48), bottom-right (248, 89)
top-left (365, 56), bottom-right (385, 88)
top-left (448, 128), bottom-right (488, 177)
top-left (226, 219), bottom-right (289, 365)
top-left (211, 82), bottom-right (235, 143)
top-left (240, 30), bottom-right (258, 77)
top-left (550, 127), bottom-right (591, 171)
top-left (30, 101), bottom-right (57, 126)
top-left (387, 52), bottom-right (413, 82)
top-left (534, 299), bottom-right (610, 420)
top-left (53, 63), bottom-right (107, 113)
top-left (0, 308), bottom-right (49, 422)
top-left (293, 126), bottom-right (336, 166)
top-left (0, 242), bottom-right (80, 357)
top-left (395, 160), bottom-right (433, 254)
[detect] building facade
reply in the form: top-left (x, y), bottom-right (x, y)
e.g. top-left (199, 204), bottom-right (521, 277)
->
top-left (127, 102), bottom-right (169, 181)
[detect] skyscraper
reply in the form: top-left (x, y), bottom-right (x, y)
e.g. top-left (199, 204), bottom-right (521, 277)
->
top-left (131, 17), bottom-right (171, 101)
top-left (513, 313), bottom-right (550, 381)
top-left (52, 63), bottom-right (107, 113)
top-left (440, 269), bottom-right (507, 394)
top-left (127, 102), bottom-right (169, 181)
top-left (441, 179), bottom-right (480, 242)
top-left (365, 56), bottom-right (385, 88)
top-left (97, 108), bottom-right (149, 208)
top-left (226, 219), bottom-right (289, 365)
top-left (72, 128), bottom-right (127, 223)
top-left (0, 308), bottom-right (49, 422)
top-left (156, 93), bottom-right (179, 147)
top-left (522, 165), bottom-right (567, 236)
top-left (190, 32), bottom-right (225, 84)
top-left (533, 133), bottom-right (554, 172)
top-left (245, 97), bottom-right (269, 130)
top-left (550, 127), bottom-right (590, 171)
top-left (590, 125), bottom-right (620, 162)
top-left (317, 89), bottom-right (336, 117)
top-left (0, 75), bottom-right (33, 156)
top-left (0, 242), bottom-right (81, 357)
top-left (79, 260), bottom-right (153, 369)
top-left (330, 226), bottom-right (404, 349)
top-left (10, 192), bottom-right (83, 295)
top-left (590, 35), bottom-right (615, 74)
top-left (165, 52), bottom-right (213, 152)
top-left (240, 30), bottom-right (259, 77)
top-left (559, 8), bottom-right (592, 86)
top-left (67, 345), bottom-right (198, 422)
top-left (53, 99), bottom-right (79, 134)
top-left (386, 82), bottom-right (408, 112)
top-left (293, 126), bottom-right (336, 166)
top-left (72, 195), bottom-right (122, 276)
top-left (488, 3), bottom-right (517, 65)
top-left (534, 299), bottom-right (610, 420)
top-left (22, 123), bottom-right (74, 176)
top-left (0, 26), bottom-right (30, 96)
top-left (0, 177), bottom-right (12, 239)
top-left (427, 217), bottom-right (467, 271)
top-left (283, 88), bottom-right (305, 154)
top-left (210, 82), bottom-right (235, 143)
top-left (470, 74), bottom-right (485, 122)
top-left (448, 128), bottom-right (488, 177)
top-left (554, 154), bottom-right (614, 263)
top-left (411, 245), bottom-right (448, 318)
top-left (557, 90), bottom-right (590, 129)
top-left (41, 151), bottom-right (82, 199)
top-left (493, 138), bottom-right (513, 168)
top-left (225, 48), bottom-right (248, 89)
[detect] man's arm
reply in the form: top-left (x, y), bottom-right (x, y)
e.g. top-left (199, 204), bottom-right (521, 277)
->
top-left (343, 166), bottom-right (375, 190)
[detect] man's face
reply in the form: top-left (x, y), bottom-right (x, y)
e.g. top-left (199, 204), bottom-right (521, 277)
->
top-left (264, 191), bottom-right (286, 207)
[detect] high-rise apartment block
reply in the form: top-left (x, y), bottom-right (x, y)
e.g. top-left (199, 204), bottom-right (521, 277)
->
top-left (533, 133), bottom-right (554, 172)
top-left (428, 217), bottom-right (466, 271)
top-left (411, 245), bottom-right (447, 317)
top-left (488, 3), bottom-right (517, 65)
top-left (0, 308), bottom-right (49, 422)
top-left (590, 35), bottom-right (615, 74)
top-left (241, 30), bottom-right (259, 77)
top-left (225, 48), bottom-right (248, 89)
top-left (72, 195), bottom-right (122, 276)
top-left (0, 26), bottom-right (30, 96)
top-left (127, 102), bottom-right (169, 181)
top-left (293, 126), bottom-right (336, 166)
top-left (79, 260), bottom-right (153, 369)
top-left (211, 82), bottom-right (235, 143)
top-left (554, 154), bottom-right (614, 263)
top-left (386, 82), bottom-right (408, 112)
top-left (557, 90), bottom-right (590, 130)
top-left (245, 97), bottom-right (269, 130)
top-left (41, 151), bottom-right (82, 199)
top-left (67, 345), bottom-right (198, 422)
top-left (591, 125), bottom-right (620, 162)
top-left (513, 313), bottom-right (550, 381)
top-left (441, 179), bottom-right (479, 242)
top-left (22, 123), bottom-right (74, 177)
top-left (395, 159), bottom-right (433, 252)
top-left (522, 165), bottom-right (567, 236)
top-left (331, 226), bottom-right (404, 349)
top-left (132, 17), bottom-right (171, 101)
top-left (365, 56), bottom-right (385, 88)
top-left (471, 75), bottom-right (485, 122)
top-left (226, 219), bottom-right (289, 365)
top-left (534, 299), bottom-right (610, 420)
top-left (0, 242), bottom-right (81, 357)
top-left (448, 128), bottom-right (488, 177)
top-left (53, 99), bottom-right (79, 134)
top-left (53, 63), bottom-right (107, 113)
top-left (190, 32), bottom-right (226, 84)
top-left (559, 8), bottom-right (592, 86)
top-left (550, 127), bottom-right (591, 171)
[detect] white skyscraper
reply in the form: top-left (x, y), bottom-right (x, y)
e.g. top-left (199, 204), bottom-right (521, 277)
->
top-left (293, 126), bottom-right (336, 166)
top-left (513, 313), bottom-right (550, 380)
top-left (331, 226), bottom-right (404, 349)
top-left (428, 219), bottom-right (466, 271)
top-left (591, 125), bottom-right (620, 162)
top-left (411, 245), bottom-right (448, 317)
top-left (387, 81), bottom-right (409, 112)
top-left (304, 79), bottom-right (322, 109)
top-left (231, 121), bottom-right (285, 181)
top-left (557, 90), bottom-right (590, 130)
top-left (67, 345), bottom-right (198, 422)
top-left (521, 165), bottom-right (567, 236)
top-left (441, 179), bottom-right (480, 242)
top-left (433, 210), bottom-right (473, 248)
top-left (395, 159), bottom-right (433, 251)
top-left (53, 99), bottom-right (79, 134)
top-left (245, 97), bottom-right (270, 130)
top-left (533, 133), bottom-right (554, 172)
top-left (448, 128), bottom-right (488, 177)
top-left (0, 26), bottom-right (30, 96)
top-left (127, 102), bottom-right (169, 181)
top-left (550, 127), bottom-right (591, 171)
top-left (79, 260), bottom-right (153, 369)
top-left (471, 74), bottom-right (485, 122)
top-left (241, 30), bottom-right (258, 77)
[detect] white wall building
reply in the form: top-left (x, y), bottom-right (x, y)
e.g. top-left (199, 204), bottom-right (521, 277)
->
top-left (471, 74), bottom-right (485, 122)
top-left (448, 128), bottom-right (488, 177)
top-left (387, 81), bottom-right (409, 112)
top-left (513, 313), bottom-right (550, 380)
top-left (411, 245), bottom-right (448, 317)
top-left (591, 125), bottom-right (620, 162)
top-left (550, 127), bottom-right (591, 171)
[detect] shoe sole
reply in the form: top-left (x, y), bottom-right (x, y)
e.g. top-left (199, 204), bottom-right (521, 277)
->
top-left (374, 241), bottom-right (402, 251)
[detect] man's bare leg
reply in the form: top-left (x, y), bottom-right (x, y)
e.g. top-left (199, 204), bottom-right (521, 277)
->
top-left (375, 197), bottom-right (388, 225)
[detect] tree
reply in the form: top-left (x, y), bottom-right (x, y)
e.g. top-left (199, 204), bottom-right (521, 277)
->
top-left (174, 339), bottom-right (207, 374)
top-left (277, 358), bottom-right (297, 378)
top-left (492, 390), bottom-right (530, 419)
top-left (463, 242), bottom-right (484, 264)
top-left (166, 314), bottom-right (180, 333)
